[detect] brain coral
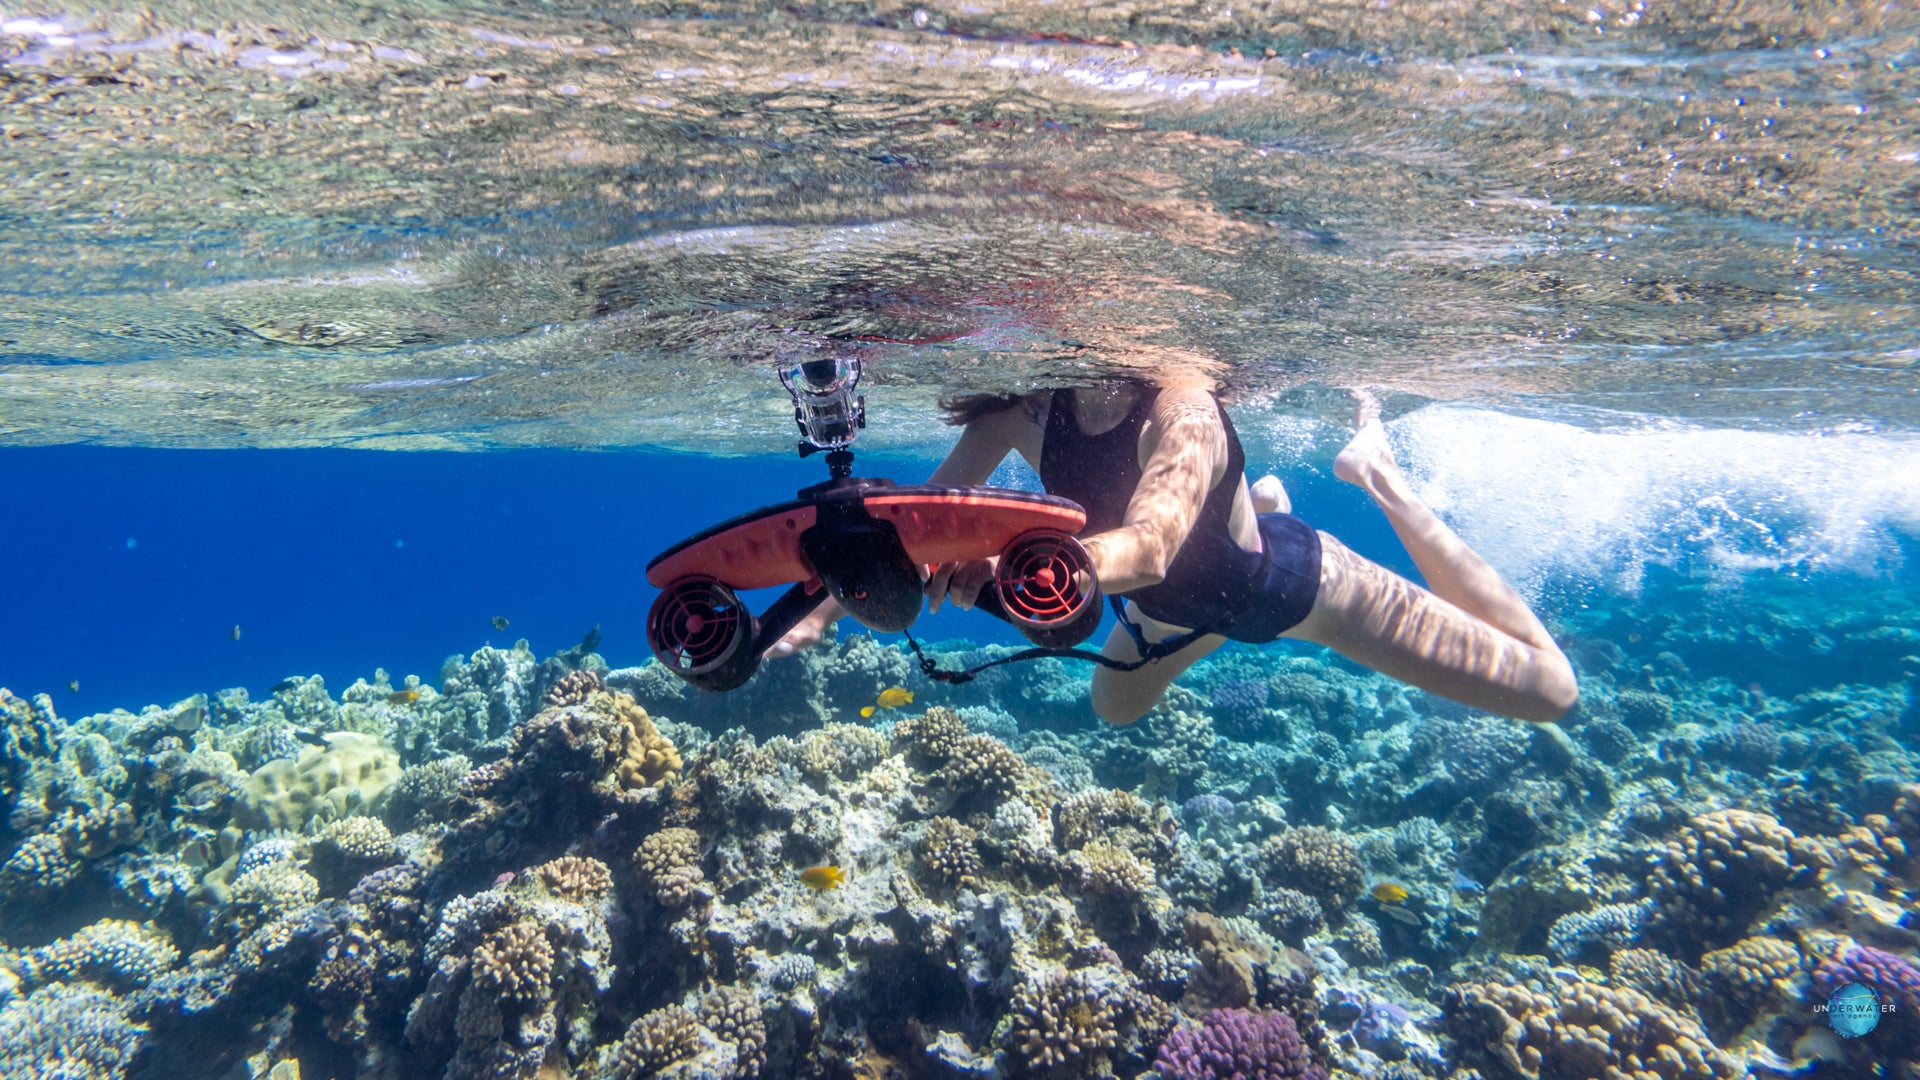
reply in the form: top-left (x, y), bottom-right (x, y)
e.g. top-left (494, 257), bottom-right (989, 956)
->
top-left (234, 731), bottom-right (403, 831)
top-left (1259, 827), bottom-right (1365, 910)
top-left (1154, 1007), bottom-right (1326, 1080)
top-left (1446, 979), bottom-right (1738, 1080)
top-left (1644, 809), bottom-right (1828, 959)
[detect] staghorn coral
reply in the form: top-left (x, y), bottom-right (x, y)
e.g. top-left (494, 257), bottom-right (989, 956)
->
top-left (1446, 979), bottom-right (1738, 1080)
top-left (1154, 1007), bottom-right (1326, 1080)
top-left (16, 919), bottom-right (179, 991)
top-left (1259, 827), bottom-right (1365, 911)
top-left (919, 816), bottom-right (982, 885)
top-left (635, 827), bottom-right (708, 907)
top-left (535, 855), bottom-right (615, 904)
top-left (1644, 809), bottom-right (1828, 959)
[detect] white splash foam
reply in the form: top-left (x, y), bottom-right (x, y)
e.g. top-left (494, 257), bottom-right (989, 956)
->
top-left (1386, 406), bottom-right (1920, 589)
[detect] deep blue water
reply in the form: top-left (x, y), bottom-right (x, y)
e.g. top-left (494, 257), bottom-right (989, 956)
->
top-left (0, 443), bottom-right (1408, 714)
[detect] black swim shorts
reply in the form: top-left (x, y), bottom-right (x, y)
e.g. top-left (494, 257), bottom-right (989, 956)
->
top-left (1220, 512), bottom-right (1323, 643)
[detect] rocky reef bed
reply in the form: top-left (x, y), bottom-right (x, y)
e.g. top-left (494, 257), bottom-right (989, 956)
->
top-left (2, 610), bottom-right (1917, 1079)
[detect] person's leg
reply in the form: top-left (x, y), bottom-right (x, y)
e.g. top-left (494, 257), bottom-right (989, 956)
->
top-left (1090, 603), bottom-right (1226, 725)
top-left (1250, 474), bottom-right (1290, 514)
top-left (1331, 391), bottom-right (1558, 653)
top-left (1285, 537), bottom-right (1576, 722)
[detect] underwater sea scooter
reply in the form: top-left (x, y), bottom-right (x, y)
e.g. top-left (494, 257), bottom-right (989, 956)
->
top-left (644, 356), bottom-right (1105, 692)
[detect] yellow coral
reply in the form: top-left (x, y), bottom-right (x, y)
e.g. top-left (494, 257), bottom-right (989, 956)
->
top-left (597, 690), bottom-right (682, 789)
top-left (236, 732), bottom-right (403, 831)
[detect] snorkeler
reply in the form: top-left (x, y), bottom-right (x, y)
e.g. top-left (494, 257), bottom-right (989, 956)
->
top-left (769, 378), bottom-right (1578, 726)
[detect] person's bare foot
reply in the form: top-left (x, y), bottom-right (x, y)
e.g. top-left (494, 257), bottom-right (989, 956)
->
top-left (1249, 473), bottom-right (1290, 514)
top-left (1332, 389), bottom-right (1400, 494)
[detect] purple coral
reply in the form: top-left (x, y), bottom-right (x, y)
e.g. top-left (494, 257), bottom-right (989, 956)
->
top-left (1813, 943), bottom-right (1920, 1012)
top-left (1209, 679), bottom-right (1271, 738)
top-left (1155, 1008), bottom-right (1326, 1080)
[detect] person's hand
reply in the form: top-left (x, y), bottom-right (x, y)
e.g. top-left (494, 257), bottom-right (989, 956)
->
top-left (926, 557), bottom-right (997, 614)
top-left (765, 598), bottom-right (844, 659)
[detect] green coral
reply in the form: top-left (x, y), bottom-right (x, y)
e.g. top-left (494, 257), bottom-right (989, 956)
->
top-left (234, 732), bottom-right (403, 831)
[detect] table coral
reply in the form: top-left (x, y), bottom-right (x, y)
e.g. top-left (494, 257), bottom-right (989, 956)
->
top-left (1446, 978), bottom-right (1739, 1080)
top-left (1154, 1007), bottom-right (1326, 1080)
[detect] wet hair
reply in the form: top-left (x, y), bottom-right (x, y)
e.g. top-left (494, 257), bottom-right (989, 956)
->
top-left (936, 391), bottom-right (1028, 427)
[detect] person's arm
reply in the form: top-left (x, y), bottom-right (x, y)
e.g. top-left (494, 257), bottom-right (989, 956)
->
top-left (1079, 388), bottom-right (1228, 593)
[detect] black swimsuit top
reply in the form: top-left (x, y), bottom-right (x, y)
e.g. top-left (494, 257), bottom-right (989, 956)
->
top-left (1037, 387), bottom-right (1263, 632)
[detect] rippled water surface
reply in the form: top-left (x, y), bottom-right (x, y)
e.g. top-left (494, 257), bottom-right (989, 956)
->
top-left (1, 0), bottom-right (1915, 448)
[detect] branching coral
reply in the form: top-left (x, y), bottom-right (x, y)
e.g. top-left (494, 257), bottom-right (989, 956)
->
top-left (1072, 840), bottom-right (1156, 900)
top-left (317, 815), bottom-right (398, 862)
top-left (1547, 899), bottom-right (1654, 963)
top-left (1252, 888), bottom-right (1325, 946)
top-left (611, 1003), bottom-right (707, 1077)
top-left (536, 855), bottom-right (615, 904)
top-left (1446, 979), bottom-right (1739, 1080)
top-left (1258, 827), bottom-right (1364, 911)
top-left (936, 734), bottom-right (1029, 801)
top-left (1004, 966), bottom-right (1165, 1077)
top-left (895, 707), bottom-right (969, 762)
top-left (472, 922), bottom-right (556, 1005)
top-left (1154, 1008), bottom-right (1326, 1080)
top-left (920, 816), bottom-right (982, 885)
top-left (17, 919), bottom-right (179, 991)
top-left (0, 982), bottom-right (146, 1079)
top-left (1811, 941), bottom-right (1920, 1013)
top-left (635, 827), bottom-right (708, 907)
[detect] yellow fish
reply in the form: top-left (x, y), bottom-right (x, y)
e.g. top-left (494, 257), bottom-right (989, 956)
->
top-left (860, 687), bottom-right (914, 718)
top-left (388, 689), bottom-right (421, 705)
top-left (1370, 882), bottom-right (1410, 904)
top-left (492, 615), bottom-right (510, 631)
top-left (798, 865), bottom-right (845, 891)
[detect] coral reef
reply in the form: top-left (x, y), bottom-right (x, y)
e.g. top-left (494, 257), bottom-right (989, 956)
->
top-left (5, 595), bottom-right (1920, 1080)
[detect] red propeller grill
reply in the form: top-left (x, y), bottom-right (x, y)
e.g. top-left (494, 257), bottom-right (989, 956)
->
top-left (993, 530), bottom-right (1099, 645)
top-left (648, 577), bottom-right (749, 675)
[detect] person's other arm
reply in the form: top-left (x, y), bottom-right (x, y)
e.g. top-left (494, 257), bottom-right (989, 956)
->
top-left (1079, 387), bottom-right (1228, 593)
